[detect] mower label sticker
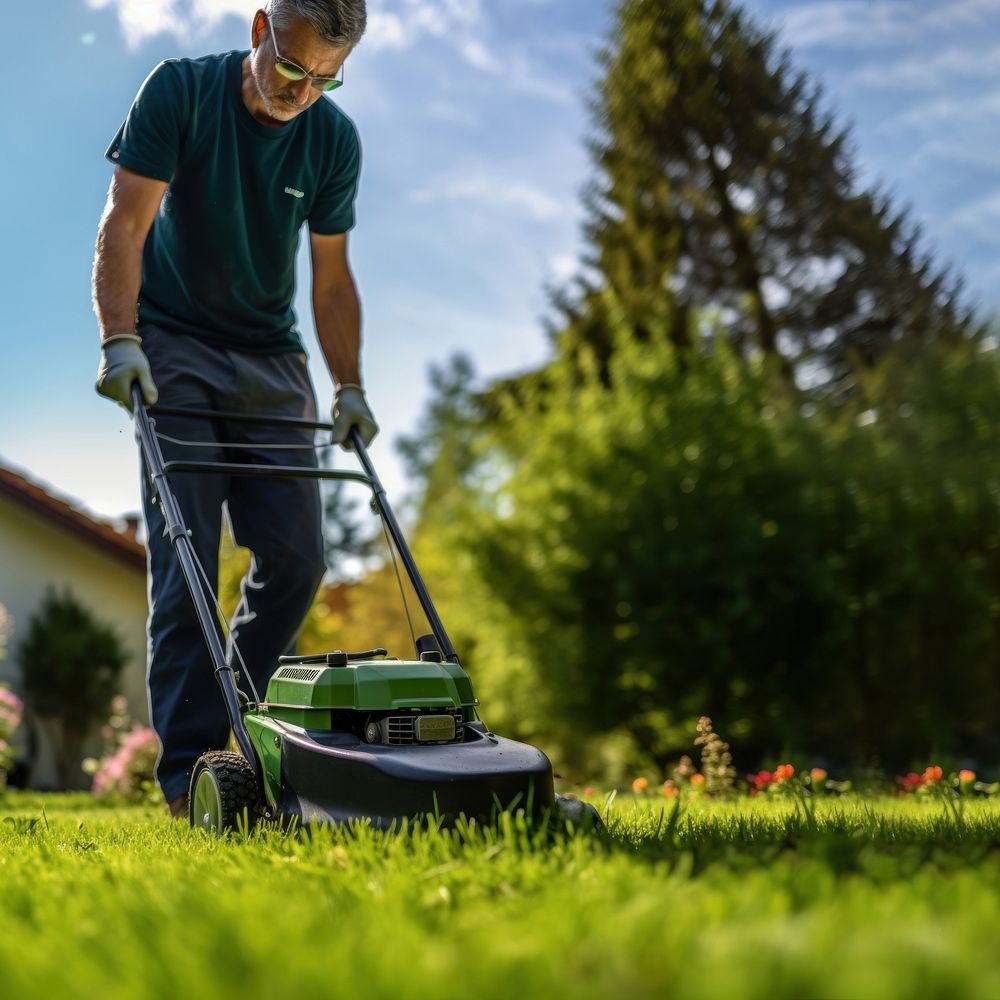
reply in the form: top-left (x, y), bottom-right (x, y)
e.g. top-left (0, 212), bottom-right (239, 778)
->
top-left (415, 715), bottom-right (456, 743)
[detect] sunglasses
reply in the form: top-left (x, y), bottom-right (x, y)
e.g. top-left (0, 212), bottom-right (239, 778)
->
top-left (266, 12), bottom-right (344, 92)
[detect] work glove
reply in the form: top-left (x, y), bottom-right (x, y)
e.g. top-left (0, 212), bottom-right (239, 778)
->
top-left (330, 384), bottom-right (378, 449)
top-left (95, 334), bottom-right (158, 411)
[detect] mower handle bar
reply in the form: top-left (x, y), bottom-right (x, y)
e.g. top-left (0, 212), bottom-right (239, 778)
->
top-left (130, 385), bottom-right (460, 668)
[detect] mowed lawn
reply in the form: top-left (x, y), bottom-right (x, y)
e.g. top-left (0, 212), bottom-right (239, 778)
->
top-left (2, 792), bottom-right (1000, 1000)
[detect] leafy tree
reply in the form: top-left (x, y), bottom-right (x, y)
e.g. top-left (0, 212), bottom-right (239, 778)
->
top-left (17, 589), bottom-right (127, 787)
top-left (428, 308), bottom-right (1000, 775)
top-left (317, 445), bottom-right (369, 582)
top-left (397, 353), bottom-right (482, 508)
top-left (555, 0), bottom-right (980, 385)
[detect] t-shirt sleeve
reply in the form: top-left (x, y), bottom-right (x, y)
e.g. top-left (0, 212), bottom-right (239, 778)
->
top-left (308, 120), bottom-right (362, 235)
top-left (105, 61), bottom-right (188, 183)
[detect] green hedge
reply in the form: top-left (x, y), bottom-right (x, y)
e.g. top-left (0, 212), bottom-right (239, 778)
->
top-left (430, 330), bottom-right (1000, 776)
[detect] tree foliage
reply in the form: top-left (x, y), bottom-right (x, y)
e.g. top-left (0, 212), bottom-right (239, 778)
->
top-left (333, 0), bottom-right (999, 779)
top-left (556, 0), bottom-right (980, 385)
top-left (419, 310), bottom-right (1000, 776)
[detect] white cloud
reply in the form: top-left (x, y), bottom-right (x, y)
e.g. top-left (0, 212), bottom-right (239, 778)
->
top-left (459, 38), bottom-right (502, 74)
top-left (366, 11), bottom-right (407, 49)
top-left (852, 45), bottom-right (1000, 90)
top-left (191, 0), bottom-right (252, 22)
top-left (508, 52), bottom-right (576, 105)
top-left (547, 253), bottom-right (578, 282)
top-left (84, 0), bottom-right (464, 50)
top-left (950, 191), bottom-right (1000, 243)
top-left (923, 0), bottom-right (999, 29)
top-left (890, 96), bottom-right (971, 127)
top-left (412, 173), bottom-right (566, 222)
top-left (910, 137), bottom-right (1000, 174)
top-left (86, 0), bottom-right (259, 47)
top-left (86, 0), bottom-right (189, 48)
top-left (87, 0), bottom-right (573, 110)
top-left (883, 90), bottom-right (1000, 150)
top-left (773, 0), bottom-right (1000, 53)
top-left (425, 99), bottom-right (479, 126)
top-left (774, 1), bottom-right (918, 50)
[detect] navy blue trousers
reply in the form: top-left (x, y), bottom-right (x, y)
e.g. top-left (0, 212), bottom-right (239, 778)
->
top-left (139, 326), bottom-right (326, 802)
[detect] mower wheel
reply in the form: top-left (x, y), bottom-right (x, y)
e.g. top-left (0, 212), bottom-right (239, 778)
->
top-left (189, 751), bottom-right (260, 833)
top-left (555, 794), bottom-right (606, 833)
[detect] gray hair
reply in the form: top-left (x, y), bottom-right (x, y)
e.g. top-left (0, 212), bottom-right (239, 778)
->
top-left (268, 0), bottom-right (367, 48)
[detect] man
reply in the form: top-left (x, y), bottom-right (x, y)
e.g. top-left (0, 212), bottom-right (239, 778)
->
top-left (91, 0), bottom-right (375, 817)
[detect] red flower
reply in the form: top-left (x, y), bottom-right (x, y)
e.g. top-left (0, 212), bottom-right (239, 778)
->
top-left (748, 770), bottom-right (774, 791)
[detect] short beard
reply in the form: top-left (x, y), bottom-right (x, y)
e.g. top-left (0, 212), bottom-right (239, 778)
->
top-left (250, 57), bottom-right (304, 122)
top-left (262, 90), bottom-right (302, 119)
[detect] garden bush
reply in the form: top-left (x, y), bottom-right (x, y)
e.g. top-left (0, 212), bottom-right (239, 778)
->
top-left (418, 328), bottom-right (1000, 777)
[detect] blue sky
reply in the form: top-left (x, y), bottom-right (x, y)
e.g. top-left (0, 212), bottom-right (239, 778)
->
top-left (2, 0), bottom-right (999, 521)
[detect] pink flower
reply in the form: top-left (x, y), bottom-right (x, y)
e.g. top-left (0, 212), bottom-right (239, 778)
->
top-left (121, 727), bottom-right (155, 751)
top-left (111, 695), bottom-right (129, 716)
top-left (0, 687), bottom-right (24, 713)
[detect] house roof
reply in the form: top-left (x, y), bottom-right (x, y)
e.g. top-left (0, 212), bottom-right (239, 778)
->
top-left (0, 461), bottom-right (145, 573)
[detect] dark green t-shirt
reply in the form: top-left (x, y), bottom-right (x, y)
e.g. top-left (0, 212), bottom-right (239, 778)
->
top-left (106, 50), bottom-right (361, 353)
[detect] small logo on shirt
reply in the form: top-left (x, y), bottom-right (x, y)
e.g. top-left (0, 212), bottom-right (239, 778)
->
top-left (284, 186), bottom-right (305, 199)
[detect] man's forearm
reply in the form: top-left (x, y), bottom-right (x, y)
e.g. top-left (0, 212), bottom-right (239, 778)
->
top-left (314, 281), bottom-right (363, 388)
top-left (92, 215), bottom-right (145, 341)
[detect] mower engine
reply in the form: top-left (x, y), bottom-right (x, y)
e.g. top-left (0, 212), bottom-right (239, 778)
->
top-left (362, 708), bottom-right (466, 746)
top-left (237, 650), bottom-right (558, 826)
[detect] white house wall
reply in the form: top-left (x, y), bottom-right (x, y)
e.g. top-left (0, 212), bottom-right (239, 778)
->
top-left (0, 492), bottom-right (148, 789)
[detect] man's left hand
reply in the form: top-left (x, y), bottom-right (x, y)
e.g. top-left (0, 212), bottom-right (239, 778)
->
top-left (331, 384), bottom-right (378, 449)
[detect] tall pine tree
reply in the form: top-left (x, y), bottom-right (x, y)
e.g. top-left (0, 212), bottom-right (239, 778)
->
top-left (555, 0), bottom-right (980, 386)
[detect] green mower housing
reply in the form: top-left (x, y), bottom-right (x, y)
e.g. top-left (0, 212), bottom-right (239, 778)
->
top-left (240, 654), bottom-right (555, 827)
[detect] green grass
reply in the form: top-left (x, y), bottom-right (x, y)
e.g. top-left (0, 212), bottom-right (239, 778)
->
top-left (3, 792), bottom-right (1000, 999)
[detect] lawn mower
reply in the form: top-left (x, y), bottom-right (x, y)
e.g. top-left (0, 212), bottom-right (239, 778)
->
top-left (131, 387), bottom-right (596, 832)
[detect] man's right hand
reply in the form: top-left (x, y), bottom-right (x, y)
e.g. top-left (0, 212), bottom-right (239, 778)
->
top-left (330, 384), bottom-right (378, 449)
top-left (95, 334), bottom-right (158, 411)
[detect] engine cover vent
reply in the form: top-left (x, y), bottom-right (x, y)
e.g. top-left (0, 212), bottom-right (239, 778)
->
top-left (381, 710), bottom-right (464, 745)
top-left (277, 667), bottom-right (323, 682)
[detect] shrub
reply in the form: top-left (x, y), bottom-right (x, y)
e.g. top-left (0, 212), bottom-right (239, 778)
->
top-left (428, 327), bottom-right (1000, 775)
top-left (17, 589), bottom-right (127, 787)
